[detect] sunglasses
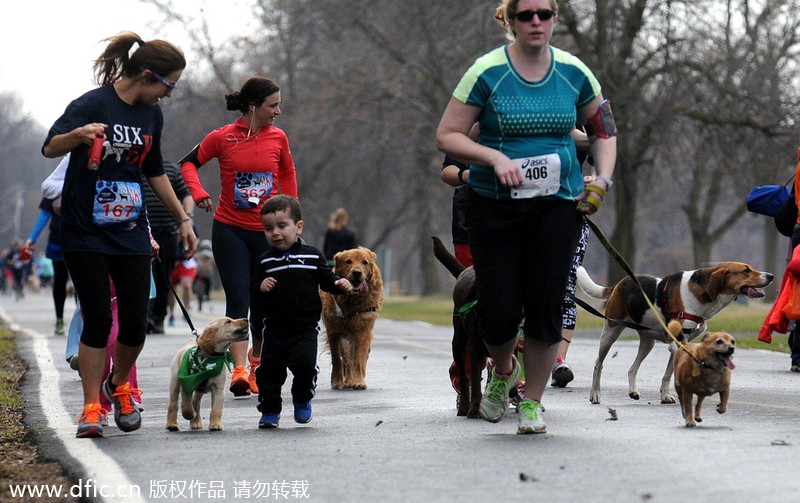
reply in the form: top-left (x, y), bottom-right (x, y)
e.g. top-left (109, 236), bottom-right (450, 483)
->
top-left (513, 9), bottom-right (556, 22)
top-left (140, 66), bottom-right (176, 90)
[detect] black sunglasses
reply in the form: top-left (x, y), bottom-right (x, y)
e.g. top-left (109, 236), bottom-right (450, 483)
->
top-left (513, 9), bottom-right (556, 22)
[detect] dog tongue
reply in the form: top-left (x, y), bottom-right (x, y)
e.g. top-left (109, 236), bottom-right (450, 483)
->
top-left (722, 356), bottom-right (736, 370)
top-left (745, 287), bottom-right (764, 299)
top-left (357, 282), bottom-right (369, 295)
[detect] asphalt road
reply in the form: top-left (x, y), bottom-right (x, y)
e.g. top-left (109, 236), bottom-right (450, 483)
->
top-left (2, 290), bottom-right (799, 503)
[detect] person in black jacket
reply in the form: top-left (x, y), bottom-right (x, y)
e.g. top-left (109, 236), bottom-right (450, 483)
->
top-left (252, 195), bottom-right (353, 429)
top-left (322, 208), bottom-right (358, 265)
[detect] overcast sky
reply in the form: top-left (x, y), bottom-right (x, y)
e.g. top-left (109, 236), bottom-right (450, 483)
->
top-left (0, 0), bottom-right (246, 128)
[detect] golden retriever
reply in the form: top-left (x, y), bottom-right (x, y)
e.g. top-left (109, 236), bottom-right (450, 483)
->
top-left (166, 317), bottom-right (249, 431)
top-left (321, 247), bottom-right (383, 390)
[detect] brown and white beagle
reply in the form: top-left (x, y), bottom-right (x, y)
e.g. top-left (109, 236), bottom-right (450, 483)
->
top-left (577, 262), bottom-right (772, 405)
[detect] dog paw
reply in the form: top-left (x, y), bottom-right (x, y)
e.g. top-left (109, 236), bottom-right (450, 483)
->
top-left (685, 421), bottom-right (696, 427)
top-left (210, 424), bottom-right (223, 431)
top-left (661, 394), bottom-right (676, 404)
top-left (190, 420), bottom-right (203, 430)
top-left (716, 404), bottom-right (726, 414)
top-left (351, 383), bottom-right (367, 390)
top-left (589, 392), bottom-right (601, 404)
top-left (467, 409), bottom-right (481, 419)
top-left (331, 381), bottom-right (344, 390)
top-left (629, 391), bottom-right (641, 400)
top-left (695, 416), bottom-right (703, 422)
top-left (166, 424), bottom-right (179, 432)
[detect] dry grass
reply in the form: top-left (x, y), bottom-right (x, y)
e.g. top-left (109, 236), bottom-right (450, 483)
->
top-left (0, 328), bottom-right (78, 503)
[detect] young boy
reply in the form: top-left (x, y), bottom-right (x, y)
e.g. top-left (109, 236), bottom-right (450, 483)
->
top-left (252, 195), bottom-right (353, 429)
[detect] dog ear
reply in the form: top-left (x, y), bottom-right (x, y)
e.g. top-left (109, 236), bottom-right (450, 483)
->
top-left (707, 267), bottom-right (727, 299)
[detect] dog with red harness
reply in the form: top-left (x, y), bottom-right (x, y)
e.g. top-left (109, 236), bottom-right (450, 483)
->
top-left (577, 262), bottom-right (772, 405)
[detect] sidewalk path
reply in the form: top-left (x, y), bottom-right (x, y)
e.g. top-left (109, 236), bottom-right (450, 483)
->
top-left (1, 290), bottom-right (799, 502)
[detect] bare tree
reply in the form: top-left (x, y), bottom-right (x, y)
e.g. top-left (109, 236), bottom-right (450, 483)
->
top-left (0, 92), bottom-right (52, 246)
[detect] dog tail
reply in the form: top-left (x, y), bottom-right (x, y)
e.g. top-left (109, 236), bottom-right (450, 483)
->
top-left (431, 236), bottom-right (465, 279)
top-left (575, 266), bottom-right (613, 300)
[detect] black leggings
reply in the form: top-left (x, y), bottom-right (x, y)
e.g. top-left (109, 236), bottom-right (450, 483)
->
top-left (64, 252), bottom-right (151, 349)
top-left (467, 190), bottom-right (583, 346)
top-left (212, 220), bottom-right (269, 341)
top-left (52, 259), bottom-right (69, 319)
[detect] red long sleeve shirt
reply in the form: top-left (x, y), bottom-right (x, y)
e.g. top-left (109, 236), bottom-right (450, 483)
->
top-left (181, 118), bottom-right (298, 232)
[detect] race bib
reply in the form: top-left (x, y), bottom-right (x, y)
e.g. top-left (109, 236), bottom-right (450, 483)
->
top-left (234, 172), bottom-right (274, 209)
top-left (92, 180), bottom-right (142, 227)
top-left (510, 154), bottom-right (561, 199)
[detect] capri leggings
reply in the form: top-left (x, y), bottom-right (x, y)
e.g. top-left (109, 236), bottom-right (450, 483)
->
top-left (562, 217), bottom-right (590, 330)
top-left (52, 259), bottom-right (70, 320)
top-left (212, 220), bottom-right (269, 341)
top-left (466, 190), bottom-right (583, 347)
top-left (63, 252), bottom-right (151, 349)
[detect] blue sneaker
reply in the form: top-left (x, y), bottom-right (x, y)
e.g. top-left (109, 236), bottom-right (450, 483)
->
top-left (293, 401), bottom-right (312, 424)
top-left (259, 412), bottom-right (280, 429)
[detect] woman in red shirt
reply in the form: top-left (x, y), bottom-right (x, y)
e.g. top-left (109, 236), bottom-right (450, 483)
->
top-left (180, 77), bottom-right (298, 396)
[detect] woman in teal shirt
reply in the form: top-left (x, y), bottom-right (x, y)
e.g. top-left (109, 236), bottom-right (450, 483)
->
top-left (436, 0), bottom-right (616, 435)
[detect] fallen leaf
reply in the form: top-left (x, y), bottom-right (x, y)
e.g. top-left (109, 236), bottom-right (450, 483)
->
top-left (519, 472), bottom-right (539, 482)
top-left (375, 420), bottom-right (383, 427)
top-left (607, 407), bottom-right (618, 420)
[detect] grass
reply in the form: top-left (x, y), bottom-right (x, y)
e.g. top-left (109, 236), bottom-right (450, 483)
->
top-left (381, 296), bottom-right (790, 353)
top-left (0, 327), bottom-right (78, 502)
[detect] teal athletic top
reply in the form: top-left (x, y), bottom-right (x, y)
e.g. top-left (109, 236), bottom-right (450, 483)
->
top-left (453, 45), bottom-right (601, 201)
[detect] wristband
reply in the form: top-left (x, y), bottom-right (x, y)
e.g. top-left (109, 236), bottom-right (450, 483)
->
top-left (179, 217), bottom-right (192, 225)
top-left (595, 175), bottom-right (613, 189)
top-left (457, 168), bottom-right (467, 185)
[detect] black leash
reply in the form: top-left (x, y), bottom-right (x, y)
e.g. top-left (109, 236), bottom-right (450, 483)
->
top-left (566, 292), bottom-right (658, 333)
top-left (154, 256), bottom-right (199, 340)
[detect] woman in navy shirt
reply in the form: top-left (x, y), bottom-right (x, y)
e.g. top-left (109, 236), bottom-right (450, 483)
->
top-left (42, 31), bottom-right (196, 438)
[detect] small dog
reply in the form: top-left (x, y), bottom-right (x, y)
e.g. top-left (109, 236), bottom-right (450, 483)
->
top-left (671, 320), bottom-right (735, 427)
top-left (321, 247), bottom-right (383, 390)
top-left (166, 317), bottom-right (249, 431)
top-left (577, 262), bottom-right (772, 404)
top-left (431, 236), bottom-right (489, 418)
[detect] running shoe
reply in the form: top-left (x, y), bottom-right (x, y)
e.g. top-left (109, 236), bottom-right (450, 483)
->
top-left (517, 399), bottom-right (546, 434)
top-left (229, 365), bottom-right (251, 396)
top-left (76, 403), bottom-right (107, 438)
top-left (479, 355), bottom-right (521, 423)
top-left (259, 412), bottom-right (280, 429)
top-left (247, 348), bottom-right (260, 394)
top-left (293, 401), bottom-right (312, 424)
top-left (102, 375), bottom-right (142, 432)
top-left (55, 318), bottom-right (64, 336)
top-left (551, 356), bottom-right (575, 388)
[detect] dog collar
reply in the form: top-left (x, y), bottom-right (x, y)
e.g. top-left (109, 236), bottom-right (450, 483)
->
top-left (177, 347), bottom-right (234, 393)
top-left (333, 297), bottom-right (379, 318)
top-left (669, 311), bottom-right (706, 324)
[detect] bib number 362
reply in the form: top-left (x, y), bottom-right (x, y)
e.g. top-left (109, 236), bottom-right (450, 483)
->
top-left (510, 153), bottom-right (561, 199)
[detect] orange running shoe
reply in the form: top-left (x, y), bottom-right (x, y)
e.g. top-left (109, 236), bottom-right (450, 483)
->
top-left (76, 402), bottom-right (107, 438)
top-left (247, 348), bottom-right (260, 394)
top-left (229, 365), bottom-right (250, 396)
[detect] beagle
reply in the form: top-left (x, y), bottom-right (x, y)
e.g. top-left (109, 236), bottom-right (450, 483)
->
top-left (577, 262), bottom-right (772, 405)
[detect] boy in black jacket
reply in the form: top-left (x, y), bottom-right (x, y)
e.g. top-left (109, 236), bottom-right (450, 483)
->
top-left (252, 195), bottom-right (353, 429)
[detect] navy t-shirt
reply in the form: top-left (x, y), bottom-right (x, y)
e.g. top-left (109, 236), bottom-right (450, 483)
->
top-left (43, 85), bottom-right (166, 255)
